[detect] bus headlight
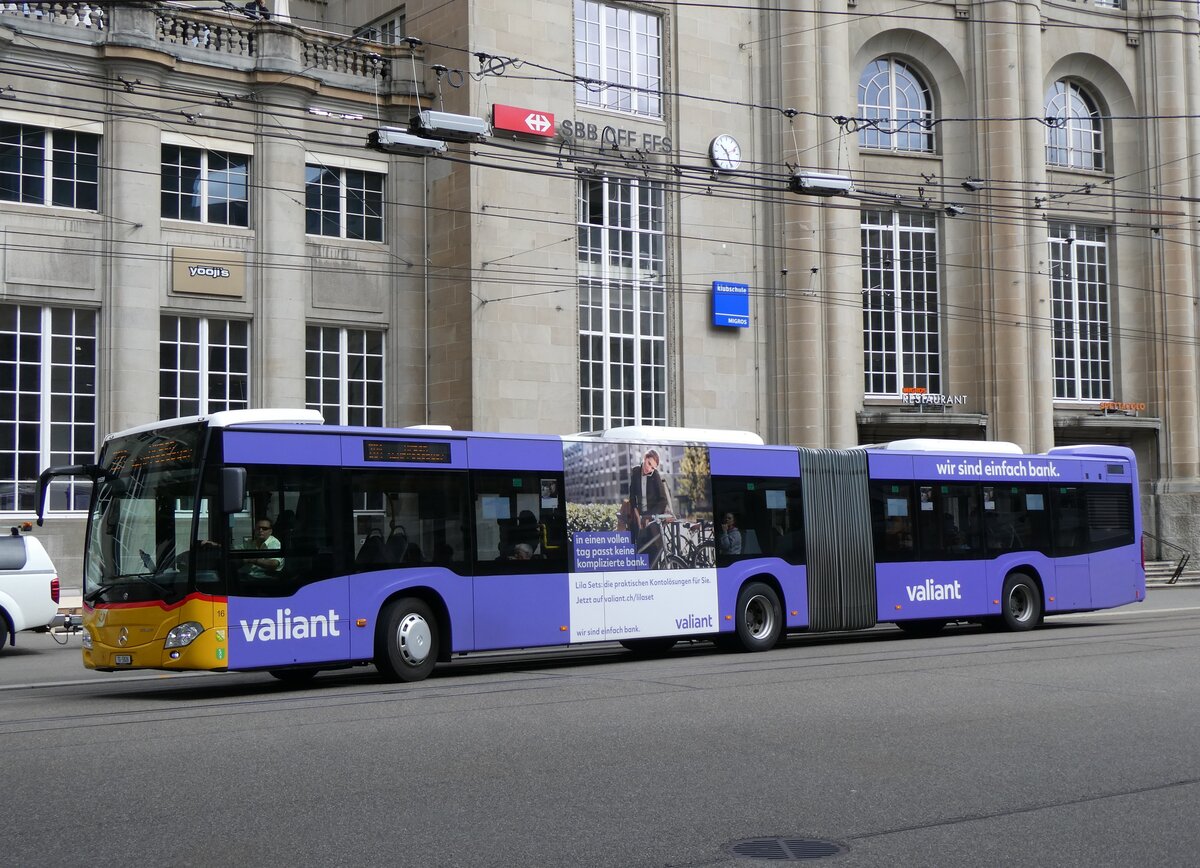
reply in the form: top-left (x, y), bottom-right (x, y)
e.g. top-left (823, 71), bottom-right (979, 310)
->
top-left (164, 621), bottom-right (204, 648)
top-left (82, 632), bottom-right (93, 650)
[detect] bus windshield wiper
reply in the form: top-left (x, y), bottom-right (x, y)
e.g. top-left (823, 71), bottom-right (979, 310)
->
top-left (83, 582), bottom-right (119, 604)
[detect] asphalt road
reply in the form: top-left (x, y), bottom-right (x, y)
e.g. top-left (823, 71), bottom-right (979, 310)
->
top-left (5, 588), bottom-right (1200, 867)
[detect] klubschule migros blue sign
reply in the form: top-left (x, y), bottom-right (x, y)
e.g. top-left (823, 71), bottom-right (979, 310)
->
top-left (712, 281), bottom-right (750, 328)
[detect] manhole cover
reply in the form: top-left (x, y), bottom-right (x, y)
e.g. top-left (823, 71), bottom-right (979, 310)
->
top-left (727, 837), bottom-right (848, 861)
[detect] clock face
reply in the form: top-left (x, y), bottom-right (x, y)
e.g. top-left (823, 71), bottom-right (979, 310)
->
top-left (709, 134), bottom-right (741, 171)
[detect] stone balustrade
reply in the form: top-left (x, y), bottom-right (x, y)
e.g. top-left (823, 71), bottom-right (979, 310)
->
top-left (0, 1), bottom-right (417, 91)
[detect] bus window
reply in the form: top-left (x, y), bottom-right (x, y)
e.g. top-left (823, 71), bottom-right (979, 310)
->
top-left (228, 466), bottom-right (338, 596)
top-left (916, 483), bottom-right (982, 560)
top-left (1084, 484), bottom-right (1135, 552)
top-left (471, 471), bottom-right (567, 573)
top-left (347, 470), bottom-right (469, 573)
top-left (1050, 486), bottom-right (1087, 556)
top-left (870, 482), bottom-right (915, 561)
top-left (711, 476), bottom-right (804, 565)
top-left (984, 484), bottom-right (1050, 555)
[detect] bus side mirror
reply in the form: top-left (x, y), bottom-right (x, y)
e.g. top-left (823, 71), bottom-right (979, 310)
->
top-left (221, 467), bottom-right (247, 513)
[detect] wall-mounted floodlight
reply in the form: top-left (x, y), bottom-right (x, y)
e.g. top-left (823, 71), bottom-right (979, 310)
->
top-left (368, 127), bottom-right (448, 156)
top-left (961, 177), bottom-right (983, 192)
top-left (790, 170), bottom-right (853, 196)
top-left (409, 110), bottom-right (491, 143)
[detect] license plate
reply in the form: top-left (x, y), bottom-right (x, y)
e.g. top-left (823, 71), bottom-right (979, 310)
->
top-left (114, 654), bottom-right (132, 665)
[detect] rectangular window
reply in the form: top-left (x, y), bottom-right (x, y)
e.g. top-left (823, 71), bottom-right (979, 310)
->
top-left (305, 165), bottom-right (384, 241)
top-left (1050, 223), bottom-right (1110, 401)
top-left (161, 144), bottom-right (249, 226)
top-left (871, 481), bottom-right (915, 562)
top-left (471, 471), bottom-right (568, 574)
top-left (574, 0), bottom-right (662, 117)
top-left (0, 304), bottom-right (96, 513)
top-left (914, 482), bottom-right (982, 560)
top-left (226, 466), bottom-right (338, 595)
top-left (861, 210), bottom-right (940, 396)
top-left (356, 8), bottom-right (406, 43)
top-left (1050, 483), bottom-right (1133, 556)
top-left (712, 476), bottom-right (805, 565)
top-left (983, 484), bottom-right (1050, 555)
top-left (0, 123), bottom-right (99, 210)
top-left (159, 316), bottom-right (249, 419)
top-left (348, 469), bottom-right (468, 574)
top-left (577, 177), bottom-right (666, 431)
top-left (305, 325), bottom-right (384, 426)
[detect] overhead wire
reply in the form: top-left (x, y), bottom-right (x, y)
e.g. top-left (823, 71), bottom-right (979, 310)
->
top-left (0, 6), bottom-right (1197, 354)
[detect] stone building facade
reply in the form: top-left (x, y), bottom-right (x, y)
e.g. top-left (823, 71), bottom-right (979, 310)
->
top-left (2, 0), bottom-right (1197, 579)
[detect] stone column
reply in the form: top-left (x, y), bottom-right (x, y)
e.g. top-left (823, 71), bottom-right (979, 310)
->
top-left (1019, 0), bottom-right (1053, 453)
top-left (101, 4), bottom-right (173, 432)
top-left (1150, 4), bottom-right (1200, 491)
top-left (774, 6), bottom-right (823, 446)
top-left (977, 0), bottom-right (1032, 447)
top-left (817, 0), bottom-right (858, 447)
top-left (252, 90), bottom-right (309, 409)
top-left (252, 27), bottom-right (313, 409)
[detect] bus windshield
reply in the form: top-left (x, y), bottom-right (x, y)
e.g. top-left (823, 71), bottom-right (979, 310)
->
top-left (84, 424), bottom-right (214, 605)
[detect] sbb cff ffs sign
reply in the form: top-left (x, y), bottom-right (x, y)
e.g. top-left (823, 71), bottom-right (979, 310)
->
top-left (493, 104), bottom-right (555, 137)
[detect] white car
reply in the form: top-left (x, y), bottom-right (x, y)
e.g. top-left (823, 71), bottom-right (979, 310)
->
top-left (0, 528), bottom-right (60, 651)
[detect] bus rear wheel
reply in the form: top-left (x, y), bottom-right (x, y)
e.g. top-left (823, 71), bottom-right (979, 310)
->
top-left (377, 597), bottom-right (439, 682)
top-left (733, 581), bottom-right (782, 652)
top-left (1001, 573), bottom-right (1042, 632)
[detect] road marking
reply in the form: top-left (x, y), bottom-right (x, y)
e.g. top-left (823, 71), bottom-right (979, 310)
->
top-left (1051, 604), bottom-right (1200, 620)
top-left (0, 671), bottom-right (217, 692)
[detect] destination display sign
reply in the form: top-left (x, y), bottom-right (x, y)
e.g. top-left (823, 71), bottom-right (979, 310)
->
top-left (362, 440), bottom-right (453, 464)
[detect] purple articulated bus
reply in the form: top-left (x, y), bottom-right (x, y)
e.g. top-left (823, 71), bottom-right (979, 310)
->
top-left (38, 412), bottom-right (1144, 684)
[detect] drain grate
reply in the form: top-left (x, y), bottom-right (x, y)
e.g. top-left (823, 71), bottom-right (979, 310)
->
top-left (727, 837), bottom-right (848, 861)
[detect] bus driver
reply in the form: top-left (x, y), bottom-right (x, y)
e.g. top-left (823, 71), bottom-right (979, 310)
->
top-left (246, 519), bottom-right (282, 578)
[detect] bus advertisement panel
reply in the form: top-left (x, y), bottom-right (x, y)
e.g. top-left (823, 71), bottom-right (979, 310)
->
top-left (563, 440), bottom-right (717, 643)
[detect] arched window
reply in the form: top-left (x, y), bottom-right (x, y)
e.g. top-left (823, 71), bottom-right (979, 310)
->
top-left (858, 58), bottom-right (934, 152)
top-left (1045, 80), bottom-right (1104, 170)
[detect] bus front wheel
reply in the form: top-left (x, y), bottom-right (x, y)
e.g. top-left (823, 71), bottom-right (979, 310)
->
top-left (1001, 573), bottom-right (1042, 632)
top-left (377, 597), bottom-right (439, 682)
top-left (733, 581), bottom-right (783, 652)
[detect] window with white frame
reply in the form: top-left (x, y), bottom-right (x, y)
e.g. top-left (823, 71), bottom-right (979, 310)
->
top-left (0, 304), bottom-right (96, 513)
top-left (574, 0), bottom-right (662, 118)
top-left (159, 316), bottom-right (249, 419)
top-left (861, 210), bottom-right (940, 396)
top-left (306, 326), bottom-right (384, 426)
top-left (305, 164), bottom-right (384, 241)
top-left (161, 144), bottom-right (250, 226)
top-left (0, 122), bottom-right (99, 209)
top-left (355, 7), bottom-right (406, 43)
top-left (577, 176), bottom-right (666, 431)
top-left (857, 58), bottom-right (934, 153)
top-left (1045, 80), bottom-right (1104, 171)
top-left (1050, 223), bottom-right (1111, 401)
